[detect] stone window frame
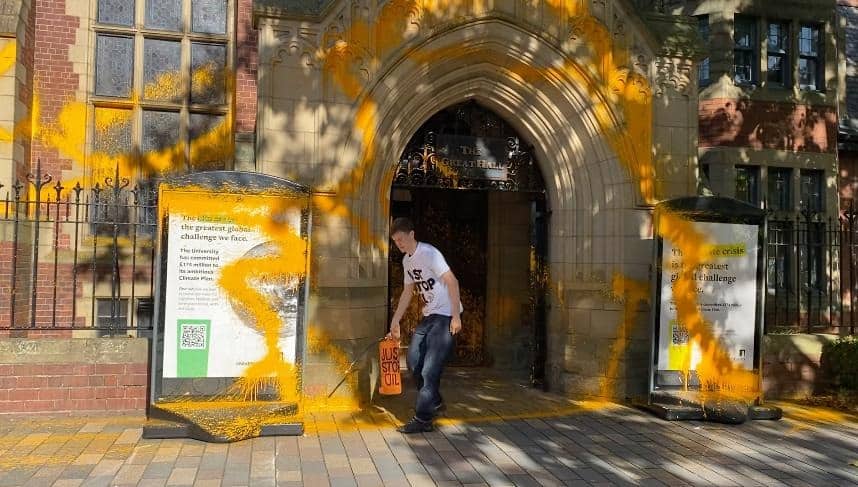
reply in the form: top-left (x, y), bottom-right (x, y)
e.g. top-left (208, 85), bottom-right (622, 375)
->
top-left (766, 20), bottom-right (790, 88)
top-left (800, 168), bottom-right (825, 214)
top-left (89, 0), bottom-right (235, 177)
top-left (735, 164), bottom-right (761, 207)
top-left (697, 14), bottom-right (711, 87)
top-left (767, 219), bottom-right (793, 292)
top-left (766, 166), bottom-right (793, 213)
top-left (733, 15), bottom-right (759, 85)
top-left (798, 168), bottom-right (826, 292)
top-left (729, 15), bottom-right (828, 93)
top-left (798, 22), bottom-right (823, 92)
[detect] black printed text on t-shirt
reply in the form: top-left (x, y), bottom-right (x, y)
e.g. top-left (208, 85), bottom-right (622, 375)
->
top-left (407, 269), bottom-right (436, 291)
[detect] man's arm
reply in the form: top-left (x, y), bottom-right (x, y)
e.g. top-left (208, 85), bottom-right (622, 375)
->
top-left (388, 282), bottom-right (415, 341)
top-left (440, 271), bottom-right (462, 335)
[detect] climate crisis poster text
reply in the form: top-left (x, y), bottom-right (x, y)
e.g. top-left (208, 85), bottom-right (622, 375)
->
top-left (657, 221), bottom-right (759, 372)
top-left (160, 190), bottom-right (302, 378)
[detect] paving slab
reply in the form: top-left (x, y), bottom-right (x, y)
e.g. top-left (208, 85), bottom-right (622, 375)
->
top-left (0, 370), bottom-right (856, 487)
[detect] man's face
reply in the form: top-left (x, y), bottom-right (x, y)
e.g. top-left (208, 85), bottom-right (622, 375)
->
top-left (391, 230), bottom-right (415, 254)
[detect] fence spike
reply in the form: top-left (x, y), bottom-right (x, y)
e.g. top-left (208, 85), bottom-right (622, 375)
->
top-left (53, 180), bottom-right (64, 201)
top-left (72, 182), bottom-right (83, 201)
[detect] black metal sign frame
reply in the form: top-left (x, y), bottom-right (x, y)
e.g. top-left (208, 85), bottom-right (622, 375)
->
top-left (649, 196), bottom-right (768, 396)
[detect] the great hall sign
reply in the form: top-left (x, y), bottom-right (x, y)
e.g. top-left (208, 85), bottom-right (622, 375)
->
top-left (393, 133), bottom-right (544, 192)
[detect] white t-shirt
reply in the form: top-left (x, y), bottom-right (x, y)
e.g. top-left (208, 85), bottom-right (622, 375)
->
top-left (403, 242), bottom-right (463, 317)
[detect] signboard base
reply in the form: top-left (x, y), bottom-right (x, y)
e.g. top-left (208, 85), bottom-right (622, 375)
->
top-left (142, 401), bottom-right (304, 443)
top-left (640, 391), bottom-right (783, 424)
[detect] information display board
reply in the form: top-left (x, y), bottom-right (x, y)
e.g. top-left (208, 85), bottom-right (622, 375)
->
top-left (657, 221), bottom-right (759, 372)
top-left (160, 191), bottom-right (302, 378)
top-left (650, 197), bottom-right (766, 392)
top-left (150, 172), bottom-right (310, 401)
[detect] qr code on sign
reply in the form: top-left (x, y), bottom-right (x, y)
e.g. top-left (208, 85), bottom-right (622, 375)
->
top-left (180, 324), bottom-right (207, 350)
top-left (671, 322), bottom-right (689, 345)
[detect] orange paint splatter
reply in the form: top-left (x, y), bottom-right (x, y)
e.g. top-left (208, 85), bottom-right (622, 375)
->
top-left (601, 274), bottom-right (650, 398)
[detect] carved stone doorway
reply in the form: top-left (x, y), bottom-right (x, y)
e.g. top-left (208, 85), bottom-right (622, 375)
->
top-left (388, 101), bottom-right (548, 382)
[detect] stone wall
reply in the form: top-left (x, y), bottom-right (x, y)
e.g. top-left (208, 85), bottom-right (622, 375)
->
top-left (839, 1), bottom-right (858, 131)
top-left (0, 338), bottom-right (149, 413)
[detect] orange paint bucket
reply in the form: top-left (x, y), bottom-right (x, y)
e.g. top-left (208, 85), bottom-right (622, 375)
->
top-left (379, 339), bottom-right (402, 395)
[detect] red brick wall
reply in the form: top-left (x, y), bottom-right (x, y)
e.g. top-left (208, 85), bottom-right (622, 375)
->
top-left (0, 338), bottom-right (149, 414)
top-left (0, 242), bottom-right (34, 332)
top-left (0, 362), bottom-right (148, 413)
top-left (0, 243), bottom-right (13, 329)
top-left (236, 0), bottom-right (258, 134)
top-left (699, 99), bottom-right (837, 153)
top-left (32, 262), bottom-right (74, 331)
top-left (31, 0), bottom-right (79, 176)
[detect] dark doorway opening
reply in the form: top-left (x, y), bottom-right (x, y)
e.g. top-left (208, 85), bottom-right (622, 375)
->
top-left (387, 100), bottom-right (549, 387)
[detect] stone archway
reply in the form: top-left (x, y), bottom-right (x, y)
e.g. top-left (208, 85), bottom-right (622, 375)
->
top-left (337, 19), bottom-right (656, 396)
top-left (257, 0), bottom-right (702, 403)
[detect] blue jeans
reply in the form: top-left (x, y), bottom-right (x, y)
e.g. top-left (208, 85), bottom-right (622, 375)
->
top-left (407, 314), bottom-right (454, 422)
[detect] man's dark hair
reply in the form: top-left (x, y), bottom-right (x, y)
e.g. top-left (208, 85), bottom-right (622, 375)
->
top-left (391, 217), bottom-right (415, 235)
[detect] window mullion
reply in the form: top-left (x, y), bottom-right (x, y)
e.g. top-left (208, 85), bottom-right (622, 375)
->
top-left (761, 19), bottom-right (769, 86)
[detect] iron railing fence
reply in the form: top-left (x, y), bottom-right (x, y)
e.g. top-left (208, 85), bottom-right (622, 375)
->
top-left (0, 162), bottom-right (157, 336)
top-left (2, 162), bottom-right (857, 336)
top-left (765, 206), bottom-right (858, 335)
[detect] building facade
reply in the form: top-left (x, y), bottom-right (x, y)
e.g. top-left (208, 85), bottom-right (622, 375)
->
top-left (0, 0), bottom-right (848, 414)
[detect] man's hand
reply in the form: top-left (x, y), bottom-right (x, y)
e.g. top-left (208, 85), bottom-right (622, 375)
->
top-left (387, 321), bottom-right (401, 341)
top-left (450, 315), bottom-right (462, 335)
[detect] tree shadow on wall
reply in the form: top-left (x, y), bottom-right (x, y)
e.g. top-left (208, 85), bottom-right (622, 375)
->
top-left (700, 98), bottom-right (832, 153)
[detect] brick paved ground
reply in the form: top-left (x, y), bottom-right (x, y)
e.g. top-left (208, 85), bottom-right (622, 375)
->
top-left (0, 369), bottom-right (857, 487)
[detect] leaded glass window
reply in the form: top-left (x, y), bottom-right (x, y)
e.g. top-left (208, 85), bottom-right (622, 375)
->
top-left (143, 39), bottom-right (182, 102)
top-left (93, 0), bottom-right (232, 175)
top-left (192, 0), bottom-right (227, 34)
top-left (94, 108), bottom-right (133, 156)
top-left (98, 0), bottom-right (135, 26)
top-left (95, 35), bottom-right (134, 97)
top-left (146, 0), bottom-right (182, 31)
top-left (189, 113), bottom-right (228, 170)
top-left (142, 110), bottom-right (181, 153)
top-left (767, 221), bottom-right (792, 291)
top-left (191, 43), bottom-right (227, 104)
top-left (800, 169), bottom-right (825, 213)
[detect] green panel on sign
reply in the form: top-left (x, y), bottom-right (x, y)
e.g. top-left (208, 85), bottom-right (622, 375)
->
top-left (176, 319), bottom-right (211, 377)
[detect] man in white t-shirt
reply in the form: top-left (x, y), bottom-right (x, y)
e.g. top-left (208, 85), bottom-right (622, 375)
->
top-left (387, 217), bottom-right (463, 433)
